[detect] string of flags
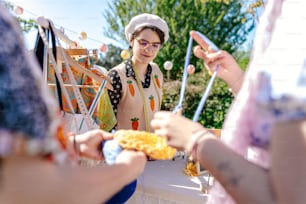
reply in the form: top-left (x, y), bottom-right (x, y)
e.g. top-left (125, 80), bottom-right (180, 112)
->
top-left (11, 3), bottom-right (109, 53)
top-left (11, 3), bottom-right (180, 65)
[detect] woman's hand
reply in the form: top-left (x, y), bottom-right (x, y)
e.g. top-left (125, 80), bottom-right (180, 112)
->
top-left (190, 31), bottom-right (244, 94)
top-left (151, 111), bottom-right (204, 151)
top-left (73, 129), bottom-right (113, 160)
top-left (115, 150), bottom-right (147, 181)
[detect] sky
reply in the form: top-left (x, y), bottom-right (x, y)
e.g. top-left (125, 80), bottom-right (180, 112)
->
top-left (6, 0), bottom-right (257, 51)
top-left (7, 0), bottom-right (120, 49)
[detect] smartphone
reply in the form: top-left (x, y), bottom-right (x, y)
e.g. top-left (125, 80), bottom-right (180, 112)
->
top-left (195, 31), bottom-right (219, 52)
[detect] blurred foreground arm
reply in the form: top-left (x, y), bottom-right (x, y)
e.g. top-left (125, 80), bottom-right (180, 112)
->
top-left (1, 147), bottom-right (146, 204)
top-left (270, 119), bottom-right (306, 204)
top-left (151, 111), bottom-right (274, 204)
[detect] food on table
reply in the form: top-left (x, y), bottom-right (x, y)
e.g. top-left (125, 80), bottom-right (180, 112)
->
top-left (114, 130), bottom-right (177, 160)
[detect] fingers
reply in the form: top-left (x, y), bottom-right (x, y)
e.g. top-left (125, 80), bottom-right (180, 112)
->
top-left (116, 150), bottom-right (147, 165)
top-left (190, 30), bottom-right (211, 51)
top-left (205, 59), bottom-right (222, 73)
top-left (151, 111), bottom-right (170, 126)
top-left (193, 45), bottom-right (207, 60)
top-left (90, 129), bottom-right (113, 141)
top-left (190, 30), bottom-right (218, 53)
top-left (151, 111), bottom-right (172, 140)
top-left (116, 150), bottom-right (147, 181)
top-left (76, 129), bottom-right (114, 160)
top-left (151, 111), bottom-right (173, 133)
top-left (127, 150), bottom-right (147, 159)
top-left (151, 111), bottom-right (184, 148)
top-left (194, 45), bottom-right (223, 62)
top-left (99, 130), bottom-right (113, 141)
top-left (152, 110), bottom-right (173, 119)
top-left (153, 128), bottom-right (170, 142)
top-left (191, 30), bottom-right (225, 65)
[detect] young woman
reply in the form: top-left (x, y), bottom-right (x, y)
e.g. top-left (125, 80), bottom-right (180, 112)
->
top-left (108, 13), bottom-right (169, 132)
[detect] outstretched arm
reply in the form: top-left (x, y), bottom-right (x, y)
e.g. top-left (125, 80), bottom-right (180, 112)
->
top-left (1, 147), bottom-right (146, 204)
top-left (151, 111), bottom-right (274, 204)
top-left (270, 119), bottom-right (306, 204)
top-left (195, 131), bottom-right (274, 204)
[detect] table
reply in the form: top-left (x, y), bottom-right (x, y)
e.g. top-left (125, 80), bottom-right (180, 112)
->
top-left (126, 159), bottom-right (211, 204)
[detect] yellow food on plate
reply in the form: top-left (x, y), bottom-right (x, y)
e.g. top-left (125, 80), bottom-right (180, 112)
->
top-left (114, 130), bottom-right (177, 160)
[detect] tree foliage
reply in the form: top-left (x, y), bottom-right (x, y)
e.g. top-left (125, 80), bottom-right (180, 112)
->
top-left (16, 17), bottom-right (38, 33)
top-left (5, 1), bottom-right (38, 33)
top-left (96, 45), bottom-right (123, 70)
top-left (103, 0), bottom-right (256, 78)
top-left (162, 72), bottom-right (234, 128)
top-left (102, 0), bottom-right (261, 128)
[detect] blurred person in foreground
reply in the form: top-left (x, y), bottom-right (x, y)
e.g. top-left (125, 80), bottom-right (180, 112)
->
top-left (0, 4), bottom-right (146, 204)
top-left (151, 0), bottom-right (306, 203)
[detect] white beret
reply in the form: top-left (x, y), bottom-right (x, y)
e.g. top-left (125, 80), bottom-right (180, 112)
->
top-left (125, 13), bottom-right (169, 43)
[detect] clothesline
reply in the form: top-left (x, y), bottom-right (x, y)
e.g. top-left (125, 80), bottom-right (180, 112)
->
top-left (7, 1), bottom-right (108, 47)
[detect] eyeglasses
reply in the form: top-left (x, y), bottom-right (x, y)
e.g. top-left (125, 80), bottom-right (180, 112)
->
top-left (135, 38), bottom-right (161, 51)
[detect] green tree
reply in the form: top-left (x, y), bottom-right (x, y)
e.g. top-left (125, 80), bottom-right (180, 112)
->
top-left (96, 44), bottom-right (123, 70)
top-left (102, 0), bottom-right (262, 128)
top-left (17, 17), bottom-right (38, 33)
top-left (5, 1), bottom-right (38, 33)
top-left (103, 0), bottom-right (256, 78)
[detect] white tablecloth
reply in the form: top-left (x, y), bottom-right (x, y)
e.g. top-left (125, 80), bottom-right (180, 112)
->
top-left (126, 159), bottom-right (211, 204)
